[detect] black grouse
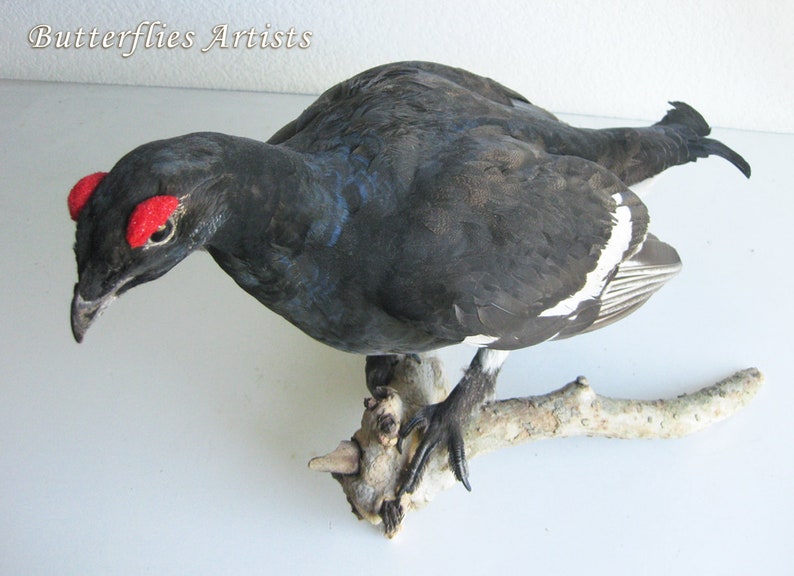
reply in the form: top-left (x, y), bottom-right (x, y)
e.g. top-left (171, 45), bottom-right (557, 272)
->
top-left (68, 61), bottom-right (751, 495)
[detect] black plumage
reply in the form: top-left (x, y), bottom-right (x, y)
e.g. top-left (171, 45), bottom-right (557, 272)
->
top-left (69, 61), bottom-right (750, 494)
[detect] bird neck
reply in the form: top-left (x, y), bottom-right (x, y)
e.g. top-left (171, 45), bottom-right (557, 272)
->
top-left (203, 139), bottom-right (347, 286)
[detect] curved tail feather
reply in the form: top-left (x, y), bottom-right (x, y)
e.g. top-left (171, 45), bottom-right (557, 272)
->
top-left (656, 101), bottom-right (751, 178)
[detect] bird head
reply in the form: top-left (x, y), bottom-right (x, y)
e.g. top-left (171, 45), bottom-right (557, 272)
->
top-left (68, 133), bottom-right (232, 342)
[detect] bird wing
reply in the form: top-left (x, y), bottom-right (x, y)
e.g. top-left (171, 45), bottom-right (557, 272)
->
top-left (552, 233), bottom-right (681, 339)
top-left (372, 133), bottom-right (659, 349)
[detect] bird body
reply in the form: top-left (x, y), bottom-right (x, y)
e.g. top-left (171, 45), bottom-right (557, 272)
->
top-left (68, 61), bottom-right (750, 495)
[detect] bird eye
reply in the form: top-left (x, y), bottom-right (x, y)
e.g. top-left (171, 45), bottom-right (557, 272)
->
top-left (147, 217), bottom-right (175, 245)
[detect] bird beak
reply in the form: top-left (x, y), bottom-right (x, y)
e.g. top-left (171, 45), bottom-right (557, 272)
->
top-left (70, 283), bottom-right (118, 343)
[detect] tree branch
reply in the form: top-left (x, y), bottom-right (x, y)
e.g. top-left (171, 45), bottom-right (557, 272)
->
top-left (309, 355), bottom-right (763, 538)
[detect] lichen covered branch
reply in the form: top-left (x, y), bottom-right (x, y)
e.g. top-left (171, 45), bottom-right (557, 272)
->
top-left (309, 355), bottom-right (763, 538)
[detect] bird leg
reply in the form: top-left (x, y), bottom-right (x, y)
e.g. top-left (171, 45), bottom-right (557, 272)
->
top-left (397, 348), bottom-right (509, 494)
top-left (365, 354), bottom-right (402, 395)
top-left (365, 353), bottom-right (424, 395)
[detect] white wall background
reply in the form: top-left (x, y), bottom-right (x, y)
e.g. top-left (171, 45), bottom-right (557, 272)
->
top-left (2, 0), bottom-right (792, 133)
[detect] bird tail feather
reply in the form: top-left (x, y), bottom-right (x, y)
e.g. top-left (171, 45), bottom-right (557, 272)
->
top-left (655, 102), bottom-right (751, 178)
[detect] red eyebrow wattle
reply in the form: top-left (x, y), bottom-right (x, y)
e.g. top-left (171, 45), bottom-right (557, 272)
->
top-left (126, 196), bottom-right (179, 248)
top-left (68, 172), bottom-right (108, 221)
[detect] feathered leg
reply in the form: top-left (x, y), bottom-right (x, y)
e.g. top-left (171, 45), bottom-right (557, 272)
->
top-left (397, 348), bottom-right (510, 493)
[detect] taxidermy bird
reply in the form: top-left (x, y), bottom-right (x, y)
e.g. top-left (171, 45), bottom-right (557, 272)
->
top-left (68, 61), bottom-right (750, 495)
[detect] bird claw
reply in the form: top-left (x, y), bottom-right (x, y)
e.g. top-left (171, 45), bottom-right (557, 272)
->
top-left (379, 498), bottom-right (405, 537)
top-left (398, 400), bottom-right (472, 494)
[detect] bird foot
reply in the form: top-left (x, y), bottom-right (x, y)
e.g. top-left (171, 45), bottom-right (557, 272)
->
top-left (379, 498), bottom-right (405, 538)
top-left (377, 389), bottom-right (473, 536)
top-left (397, 390), bottom-right (473, 494)
top-left (393, 348), bottom-right (504, 495)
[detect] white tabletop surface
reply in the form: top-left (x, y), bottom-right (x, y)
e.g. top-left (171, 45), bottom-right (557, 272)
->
top-left (1, 79), bottom-right (790, 575)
